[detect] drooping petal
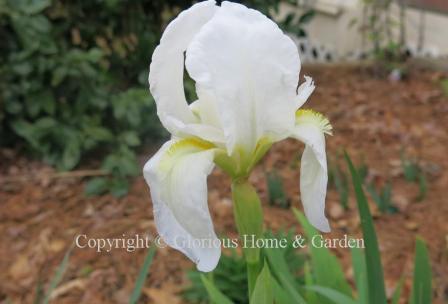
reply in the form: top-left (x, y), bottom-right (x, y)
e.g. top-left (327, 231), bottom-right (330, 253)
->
top-left (296, 76), bottom-right (315, 109)
top-left (143, 138), bottom-right (221, 272)
top-left (186, 1), bottom-right (300, 154)
top-left (148, 0), bottom-right (217, 135)
top-left (292, 110), bottom-right (332, 232)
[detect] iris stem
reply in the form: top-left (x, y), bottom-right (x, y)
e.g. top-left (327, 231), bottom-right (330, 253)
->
top-left (231, 178), bottom-right (264, 300)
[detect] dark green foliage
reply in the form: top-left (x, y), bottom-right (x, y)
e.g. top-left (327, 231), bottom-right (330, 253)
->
top-left (0, 0), bottom-right (313, 196)
top-left (200, 275), bottom-right (234, 304)
top-left (242, 0), bottom-right (315, 37)
top-left (183, 231), bottom-right (305, 304)
top-left (183, 250), bottom-right (249, 304)
top-left (266, 171), bottom-right (290, 209)
top-left (184, 156), bottom-right (433, 304)
top-left (366, 181), bottom-right (398, 214)
top-left (0, 0), bottom-right (177, 195)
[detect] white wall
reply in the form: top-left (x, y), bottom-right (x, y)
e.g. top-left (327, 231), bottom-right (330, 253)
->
top-left (276, 0), bottom-right (448, 62)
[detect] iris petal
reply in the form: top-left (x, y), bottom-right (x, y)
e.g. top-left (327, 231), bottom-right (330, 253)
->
top-left (143, 138), bottom-right (221, 272)
top-left (186, 1), bottom-right (300, 154)
top-left (292, 111), bottom-right (332, 232)
top-left (149, 0), bottom-right (218, 137)
top-left (296, 76), bottom-right (316, 109)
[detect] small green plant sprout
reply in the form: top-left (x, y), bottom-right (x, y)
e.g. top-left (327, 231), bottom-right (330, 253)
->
top-left (366, 180), bottom-right (398, 214)
top-left (416, 172), bottom-right (427, 202)
top-left (328, 153), bottom-right (352, 210)
top-left (266, 171), bottom-right (290, 209)
top-left (401, 150), bottom-right (420, 182)
top-left (356, 155), bottom-right (369, 183)
top-left (329, 152), bottom-right (369, 210)
top-left (440, 78), bottom-right (448, 97)
top-left (129, 245), bottom-right (157, 304)
top-left (400, 150), bottom-right (427, 201)
top-left (33, 247), bottom-right (72, 304)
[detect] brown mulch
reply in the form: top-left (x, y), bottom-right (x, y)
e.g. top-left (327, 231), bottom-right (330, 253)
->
top-left (0, 65), bottom-right (447, 303)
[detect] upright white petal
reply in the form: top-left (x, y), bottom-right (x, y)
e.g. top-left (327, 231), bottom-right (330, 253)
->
top-left (296, 76), bottom-right (315, 109)
top-left (186, 1), bottom-right (300, 154)
top-left (149, 0), bottom-right (217, 135)
top-left (292, 110), bottom-right (332, 232)
top-left (143, 139), bottom-right (221, 272)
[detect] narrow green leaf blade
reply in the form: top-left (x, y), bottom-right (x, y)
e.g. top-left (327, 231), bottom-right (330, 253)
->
top-left (416, 172), bottom-right (427, 202)
top-left (350, 247), bottom-right (368, 304)
top-left (306, 286), bottom-right (358, 304)
top-left (43, 248), bottom-right (72, 304)
top-left (410, 238), bottom-right (432, 304)
top-left (264, 246), bottom-right (306, 303)
top-left (200, 275), bottom-right (234, 304)
top-left (33, 279), bottom-right (44, 304)
top-left (272, 278), bottom-right (294, 304)
top-left (293, 209), bottom-right (353, 303)
top-left (391, 276), bottom-right (405, 304)
top-left (344, 151), bottom-right (387, 304)
top-left (250, 263), bottom-right (273, 304)
top-left (303, 262), bottom-right (319, 304)
top-left (129, 245), bottom-right (156, 304)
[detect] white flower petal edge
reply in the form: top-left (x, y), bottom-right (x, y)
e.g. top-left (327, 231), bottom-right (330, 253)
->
top-left (143, 138), bottom-right (220, 272)
top-left (186, 1), bottom-right (300, 154)
top-left (292, 110), bottom-right (332, 232)
top-left (296, 76), bottom-right (315, 109)
top-left (148, 0), bottom-right (224, 143)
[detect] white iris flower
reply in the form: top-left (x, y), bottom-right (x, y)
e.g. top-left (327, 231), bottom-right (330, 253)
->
top-left (143, 0), bottom-right (332, 272)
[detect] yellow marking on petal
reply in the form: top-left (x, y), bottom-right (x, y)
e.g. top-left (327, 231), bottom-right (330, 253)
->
top-left (295, 109), bottom-right (333, 135)
top-left (159, 138), bottom-right (216, 173)
top-left (165, 138), bottom-right (215, 156)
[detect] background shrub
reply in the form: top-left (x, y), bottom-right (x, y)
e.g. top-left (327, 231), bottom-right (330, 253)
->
top-left (0, 0), bottom-right (312, 195)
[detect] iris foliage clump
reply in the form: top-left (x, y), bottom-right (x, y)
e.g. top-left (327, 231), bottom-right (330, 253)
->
top-left (183, 154), bottom-right (432, 304)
